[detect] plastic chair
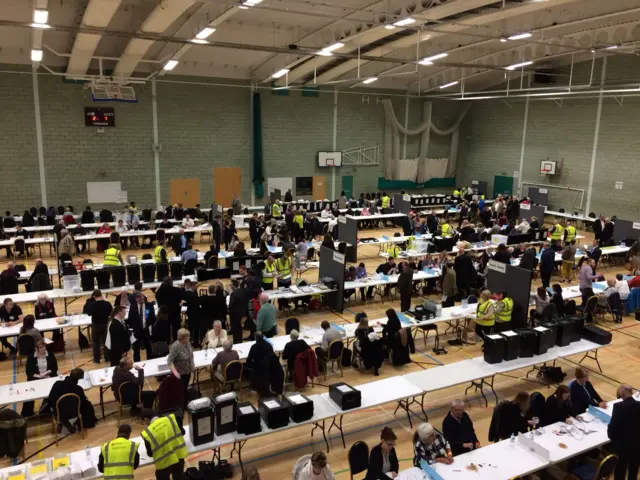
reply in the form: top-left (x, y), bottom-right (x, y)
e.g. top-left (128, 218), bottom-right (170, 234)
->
top-left (324, 339), bottom-right (344, 380)
top-left (17, 334), bottom-right (35, 369)
top-left (51, 393), bottom-right (85, 445)
top-left (1, 276), bottom-right (19, 295)
top-left (285, 318), bottom-right (300, 334)
top-left (213, 360), bottom-right (243, 398)
top-left (569, 453), bottom-right (617, 480)
top-left (13, 238), bottom-right (27, 260)
top-left (184, 259), bottom-right (198, 276)
top-left (117, 381), bottom-right (142, 424)
top-left (347, 441), bottom-right (369, 480)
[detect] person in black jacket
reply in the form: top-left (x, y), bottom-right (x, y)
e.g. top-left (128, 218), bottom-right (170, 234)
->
top-left (182, 279), bottom-right (201, 346)
top-left (248, 212), bottom-right (260, 249)
top-left (107, 306), bottom-right (131, 366)
top-left (81, 206), bottom-right (94, 224)
top-left (551, 284), bottom-right (565, 317)
top-left (127, 292), bottom-right (155, 362)
top-left (542, 385), bottom-right (573, 427)
top-left (155, 277), bottom-right (183, 342)
top-left (245, 332), bottom-right (274, 379)
top-left (22, 339), bottom-right (58, 416)
top-left (47, 368), bottom-right (96, 433)
top-left (382, 309), bottom-right (401, 348)
top-left (608, 384), bottom-right (640, 480)
top-left (570, 366), bottom-right (606, 416)
top-left (228, 280), bottom-right (249, 343)
top-left (366, 427), bottom-right (399, 480)
top-left (539, 243), bottom-right (556, 289)
top-left (489, 392), bottom-right (532, 442)
top-left (442, 399), bottom-right (480, 456)
top-left (282, 329), bottom-right (309, 377)
top-left (85, 289), bottom-right (113, 363)
top-left (492, 244), bottom-right (511, 264)
top-left (212, 215), bottom-right (222, 251)
top-left (600, 217), bottom-right (614, 246)
top-left (454, 247), bottom-right (476, 297)
top-left (151, 306), bottom-right (170, 345)
top-left (397, 266), bottom-right (414, 312)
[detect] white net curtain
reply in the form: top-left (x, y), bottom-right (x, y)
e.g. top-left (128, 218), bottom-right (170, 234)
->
top-left (382, 99), bottom-right (470, 183)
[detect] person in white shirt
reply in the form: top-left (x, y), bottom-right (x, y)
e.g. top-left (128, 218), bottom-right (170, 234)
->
top-left (202, 320), bottom-right (228, 349)
top-left (265, 220), bottom-right (277, 245)
top-left (115, 219), bottom-right (130, 249)
top-left (182, 214), bottom-right (195, 229)
top-left (615, 273), bottom-right (630, 300)
top-left (320, 206), bottom-right (331, 218)
top-left (516, 219), bottom-right (530, 234)
top-left (327, 215), bottom-right (338, 234)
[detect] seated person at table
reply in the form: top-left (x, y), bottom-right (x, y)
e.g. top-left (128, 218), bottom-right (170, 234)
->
top-left (488, 392), bottom-right (532, 442)
top-left (245, 332), bottom-right (274, 379)
top-left (542, 385), bottom-right (573, 427)
top-left (48, 368), bottom-right (96, 433)
top-left (181, 243), bottom-right (198, 263)
top-left (203, 244), bottom-right (218, 266)
top-left (112, 357), bottom-right (156, 413)
top-left (570, 366), bottom-right (606, 416)
top-left (255, 293), bottom-right (277, 338)
top-left (202, 320), bottom-right (228, 349)
top-left (531, 287), bottom-right (550, 322)
top-left (0, 298), bottom-right (22, 352)
top-left (615, 273), bottom-right (630, 300)
top-left (354, 312), bottom-right (383, 376)
top-left (0, 261), bottom-right (19, 280)
top-left (442, 399), bottom-right (480, 456)
top-left (292, 452), bottom-right (335, 480)
top-left (19, 314), bottom-right (42, 342)
top-left (211, 340), bottom-right (240, 381)
top-left (22, 339), bottom-right (58, 416)
top-left (233, 241), bottom-right (247, 257)
top-left (282, 329), bottom-right (309, 376)
top-left (413, 422), bottom-right (453, 466)
top-left (366, 427), bottom-right (399, 479)
top-left (314, 320), bottom-right (342, 368)
top-left (550, 284), bottom-right (565, 317)
top-left (27, 258), bottom-right (50, 291)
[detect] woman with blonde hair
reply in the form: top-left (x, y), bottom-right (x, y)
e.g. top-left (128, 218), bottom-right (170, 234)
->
top-left (168, 328), bottom-right (195, 406)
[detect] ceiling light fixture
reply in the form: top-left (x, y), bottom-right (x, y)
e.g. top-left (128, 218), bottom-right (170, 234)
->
top-left (33, 9), bottom-right (48, 24)
top-left (163, 59), bottom-right (179, 71)
top-left (323, 42), bottom-right (344, 53)
top-left (31, 23), bottom-right (51, 29)
top-left (393, 17), bottom-right (415, 27)
top-left (419, 52), bottom-right (448, 65)
top-left (605, 45), bottom-right (619, 50)
top-left (195, 27), bottom-right (215, 39)
top-left (363, 77), bottom-right (378, 84)
top-left (505, 60), bottom-right (533, 70)
top-left (507, 32), bottom-right (532, 40)
top-left (385, 25), bottom-right (395, 30)
top-left (241, 0), bottom-right (263, 6)
top-left (272, 68), bottom-right (290, 79)
top-left (31, 49), bottom-right (43, 62)
top-left (439, 81), bottom-right (459, 89)
top-left (500, 37), bottom-right (507, 43)
top-left (190, 39), bottom-right (208, 44)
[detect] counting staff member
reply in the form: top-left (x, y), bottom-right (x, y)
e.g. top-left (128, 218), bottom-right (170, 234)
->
top-left (440, 218), bottom-right (454, 238)
top-left (549, 219), bottom-right (564, 246)
top-left (0, 298), bottom-right (22, 352)
top-left (142, 412), bottom-right (188, 480)
top-left (104, 242), bottom-right (123, 267)
top-left (493, 291), bottom-right (513, 333)
top-left (98, 424), bottom-right (140, 479)
top-left (474, 290), bottom-right (494, 341)
top-left (262, 256), bottom-right (277, 290)
top-left (564, 221), bottom-right (577, 245)
top-left (154, 241), bottom-right (168, 263)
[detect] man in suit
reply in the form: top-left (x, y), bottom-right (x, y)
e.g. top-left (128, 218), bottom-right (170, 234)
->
top-left (212, 215), bottom-right (222, 252)
top-left (600, 217), bottom-right (615, 246)
top-left (592, 215), bottom-right (604, 242)
top-left (85, 290), bottom-right (113, 364)
top-left (107, 306), bottom-right (131, 366)
top-left (608, 384), bottom-right (640, 480)
top-left (127, 292), bottom-right (155, 362)
top-left (249, 212), bottom-right (260, 249)
top-left (539, 242), bottom-right (556, 289)
top-left (170, 229), bottom-right (187, 255)
top-left (182, 279), bottom-right (201, 346)
top-left (228, 280), bottom-right (249, 344)
top-left (454, 247), bottom-right (476, 298)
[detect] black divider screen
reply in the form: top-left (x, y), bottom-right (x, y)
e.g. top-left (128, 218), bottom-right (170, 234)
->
top-left (486, 260), bottom-right (532, 329)
top-left (318, 246), bottom-right (346, 313)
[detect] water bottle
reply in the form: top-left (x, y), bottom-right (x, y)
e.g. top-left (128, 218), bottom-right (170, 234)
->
top-left (436, 304), bottom-right (442, 317)
top-left (85, 444), bottom-right (91, 459)
top-left (510, 433), bottom-right (516, 444)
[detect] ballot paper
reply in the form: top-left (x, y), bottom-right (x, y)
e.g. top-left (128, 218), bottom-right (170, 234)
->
top-left (337, 385), bottom-right (353, 393)
top-left (264, 400), bottom-right (280, 409)
top-left (239, 406), bottom-right (255, 415)
top-left (288, 395), bottom-right (306, 405)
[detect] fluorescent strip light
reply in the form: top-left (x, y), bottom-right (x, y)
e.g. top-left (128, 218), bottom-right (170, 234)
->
top-left (507, 32), bottom-right (532, 40)
top-left (272, 86), bottom-right (289, 91)
top-left (190, 39), bottom-right (208, 44)
top-left (605, 45), bottom-right (618, 50)
top-left (439, 81), bottom-right (459, 89)
top-left (393, 17), bottom-right (415, 27)
top-left (163, 59), bottom-right (178, 71)
top-left (195, 27), bottom-right (215, 39)
top-left (31, 23), bottom-right (51, 29)
top-left (500, 38), bottom-right (507, 43)
top-left (323, 42), bottom-right (344, 53)
top-left (363, 77), bottom-right (377, 84)
top-left (505, 60), bottom-right (533, 70)
top-left (419, 52), bottom-right (448, 65)
top-left (272, 68), bottom-right (290, 79)
top-left (33, 9), bottom-right (48, 24)
top-left (385, 25), bottom-right (395, 30)
top-left (31, 49), bottom-right (43, 62)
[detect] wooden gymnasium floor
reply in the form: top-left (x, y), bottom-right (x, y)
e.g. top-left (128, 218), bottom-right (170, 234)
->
top-left (1, 220), bottom-right (639, 479)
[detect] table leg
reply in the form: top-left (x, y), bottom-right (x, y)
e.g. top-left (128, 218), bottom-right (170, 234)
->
top-left (327, 415), bottom-right (345, 449)
top-left (465, 378), bottom-right (488, 407)
top-left (579, 349), bottom-right (602, 372)
top-left (311, 420), bottom-right (329, 452)
top-left (234, 440), bottom-right (247, 472)
top-left (100, 386), bottom-right (106, 419)
top-left (211, 447), bottom-right (221, 463)
top-left (394, 398), bottom-right (414, 428)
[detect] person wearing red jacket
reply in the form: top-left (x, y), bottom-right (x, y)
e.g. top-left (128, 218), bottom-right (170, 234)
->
top-left (628, 275), bottom-right (640, 289)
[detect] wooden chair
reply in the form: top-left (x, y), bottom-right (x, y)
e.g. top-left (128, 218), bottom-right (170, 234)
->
top-left (324, 339), bottom-right (344, 380)
top-left (213, 360), bottom-right (244, 399)
top-left (51, 393), bottom-right (85, 445)
top-left (117, 381), bottom-right (142, 424)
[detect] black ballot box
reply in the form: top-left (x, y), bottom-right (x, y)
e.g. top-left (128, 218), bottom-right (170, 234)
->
top-left (258, 398), bottom-right (290, 429)
top-left (532, 326), bottom-right (555, 355)
top-left (564, 315), bottom-right (584, 342)
top-left (187, 398), bottom-right (215, 446)
top-left (582, 324), bottom-right (612, 345)
top-left (213, 392), bottom-right (237, 436)
top-left (516, 328), bottom-right (536, 357)
top-left (499, 330), bottom-right (521, 361)
top-left (282, 393), bottom-right (314, 423)
top-left (329, 383), bottom-right (362, 411)
top-left (555, 319), bottom-right (574, 346)
top-left (483, 334), bottom-right (505, 364)
top-left (236, 402), bottom-right (261, 435)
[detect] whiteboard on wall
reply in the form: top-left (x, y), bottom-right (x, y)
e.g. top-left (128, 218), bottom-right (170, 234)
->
top-left (267, 178), bottom-right (293, 197)
top-left (87, 181), bottom-right (123, 203)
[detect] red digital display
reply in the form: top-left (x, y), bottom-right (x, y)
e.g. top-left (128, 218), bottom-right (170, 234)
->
top-left (85, 107), bottom-right (115, 127)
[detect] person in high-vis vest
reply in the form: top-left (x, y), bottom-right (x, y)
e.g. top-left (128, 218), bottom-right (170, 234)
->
top-left (276, 249), bottom-right (295, 310)
top-left (271, 201), bottom-right (282, 218)
top-left (262, 256), bottom-right (277, 290)
top-left (381, 193), bottom-right (390, 210)
top-left (564, 221), bottom-right (577, 245)
top-left (549, 220), bottom-right (564, 245)
top-left (453, 188), bottom-right (461, 197)
top-left (154, 243), bottom-right (168, 263)
top-left (405, 236), bottom-right (416, 251)
top-left (474, 289), bottom-right (495, 341)
top-left (104, 243), bottom-right (123, 267)
top-left (142, 412), bottom-right (187, 480)
top-left (386, 244), bottom-right (399, 259)
top-left (440, 219), bottom-right (454, 238)
top-left (493, 291), bottom-right (513, 333)
top-left (98, 424), bottom-right (139, 479)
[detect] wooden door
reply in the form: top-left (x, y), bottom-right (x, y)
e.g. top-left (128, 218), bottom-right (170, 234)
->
top-left (213, 167), bottom-right (242, 207)
top-left (169, 178), bottom-right (200, 207)
top-left (312, 176), bottom-right (326, 201)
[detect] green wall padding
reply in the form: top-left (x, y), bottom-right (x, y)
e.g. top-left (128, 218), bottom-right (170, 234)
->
top-left (377, 177), bottom-right (456, 190)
